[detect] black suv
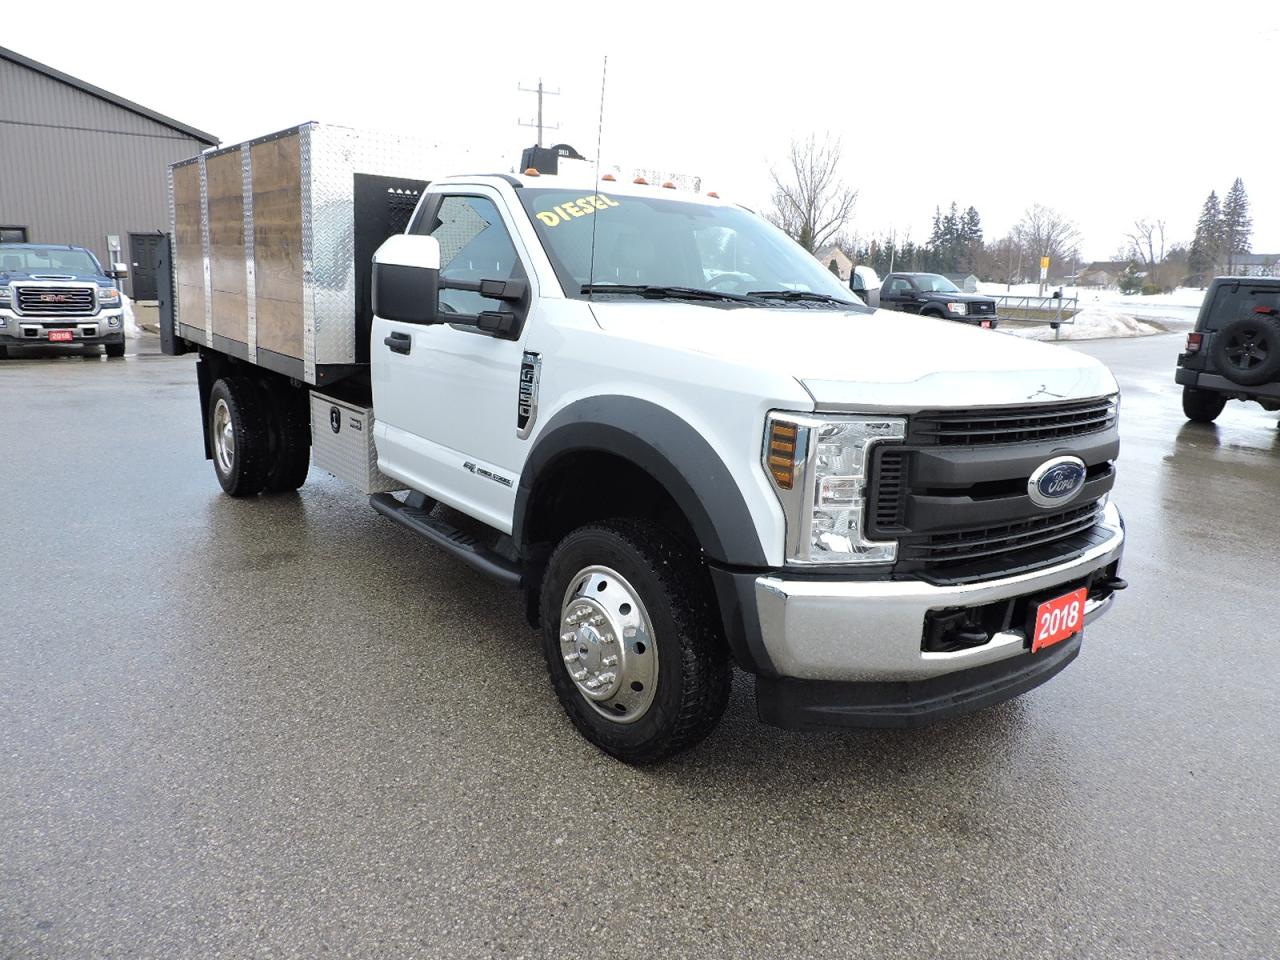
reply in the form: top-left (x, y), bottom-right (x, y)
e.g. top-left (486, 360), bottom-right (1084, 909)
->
top-left (1176, 276), bottom-right (1280, 423)
top-left (878, 272), bottom-right (999, 328)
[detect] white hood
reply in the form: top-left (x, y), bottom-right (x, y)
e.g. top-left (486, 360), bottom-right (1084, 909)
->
top-left (588, 302), bottom-right (1117, 410)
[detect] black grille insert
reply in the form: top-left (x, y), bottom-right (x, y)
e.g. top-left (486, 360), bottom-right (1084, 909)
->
top-left (900, 500), bottom-right (1105, 567)
top-left (909, 396), bottom-right (1118, 447)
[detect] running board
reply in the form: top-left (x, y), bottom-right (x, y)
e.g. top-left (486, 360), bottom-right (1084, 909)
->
top-left (369, 492), bottom-right (523, 588)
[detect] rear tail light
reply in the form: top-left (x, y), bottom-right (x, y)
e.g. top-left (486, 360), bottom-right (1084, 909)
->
top-left (1185, 332), bottom-right (1203, 354)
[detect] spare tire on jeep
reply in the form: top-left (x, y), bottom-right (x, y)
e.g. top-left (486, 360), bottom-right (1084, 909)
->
top-left (1211, 314), bottom-right (1280, 386)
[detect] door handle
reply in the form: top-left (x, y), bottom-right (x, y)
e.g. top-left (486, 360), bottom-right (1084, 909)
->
top-left (384, 331), bottom-right (412, 355)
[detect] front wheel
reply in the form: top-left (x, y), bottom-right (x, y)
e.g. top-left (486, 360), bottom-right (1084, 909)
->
top-left (105, 341), bottom-right (125, 358)
top-left (539, 519), bottom-right (731, 764)
top-left (1182, 386), bottom-right (1227, 423)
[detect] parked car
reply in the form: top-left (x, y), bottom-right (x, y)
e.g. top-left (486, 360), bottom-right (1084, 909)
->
top-left (1176, 276), bottom-right (1280, 422)
top-left (0, 243), bottom-right (128, 358)
top-left (879, 272), bottom-right (999, 328)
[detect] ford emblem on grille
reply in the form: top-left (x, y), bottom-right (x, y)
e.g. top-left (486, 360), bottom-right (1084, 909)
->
top-left (1027, 456), bottom-right (1087, 508)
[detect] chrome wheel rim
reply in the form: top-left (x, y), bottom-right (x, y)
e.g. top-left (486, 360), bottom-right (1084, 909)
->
top-left (212, 398), bottom-right (235, 476)
top-left (559, 565), bottom-right (658, 724)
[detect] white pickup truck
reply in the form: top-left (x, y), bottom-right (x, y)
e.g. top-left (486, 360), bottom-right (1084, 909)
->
top-left (162, 124), bottom-right (1126, 763)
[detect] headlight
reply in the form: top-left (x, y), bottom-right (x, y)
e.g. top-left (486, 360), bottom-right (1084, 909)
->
top-left (763, 413), bottom-right (906, 565)
top-left (946, 302), bottom-right (967, 315)
top-left (0, 286), bottom-right (11, 303)
top-left (99, 287), bottom-right (121, 304)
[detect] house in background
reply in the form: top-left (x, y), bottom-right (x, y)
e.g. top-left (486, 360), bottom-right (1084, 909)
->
top-left (1216, 253), bottom-right (1280, 277)
top-left (1077, 261), bottom-right (1132, 288)
top-left (814, 245), bottom-right (853, 281)
top-left (944, 273), bottom-right (980, 292)
top-left (0, 45), bottom-right (217, 300)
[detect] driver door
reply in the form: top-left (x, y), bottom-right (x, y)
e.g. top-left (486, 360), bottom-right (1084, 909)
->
top-left (372, 188), bottom-right (536, 532)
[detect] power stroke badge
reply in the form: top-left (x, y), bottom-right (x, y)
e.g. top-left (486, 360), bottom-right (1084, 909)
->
top-left (517, 351), bottom-right (542, 438)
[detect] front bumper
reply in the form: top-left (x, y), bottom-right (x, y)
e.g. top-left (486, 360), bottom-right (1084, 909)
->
top-left (0, 309), bottom-right (125, 345)
top-left (753, 501), bottom-right (1124, 683)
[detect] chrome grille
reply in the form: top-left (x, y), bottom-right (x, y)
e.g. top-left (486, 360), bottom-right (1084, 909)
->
top-left (908, 396), bottom-right (1118, 447)
top-left (15, 285), bottom-right (96, 317)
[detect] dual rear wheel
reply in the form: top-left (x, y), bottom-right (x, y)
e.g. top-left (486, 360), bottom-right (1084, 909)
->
top-left (208, 376), bottom-right (310, 497)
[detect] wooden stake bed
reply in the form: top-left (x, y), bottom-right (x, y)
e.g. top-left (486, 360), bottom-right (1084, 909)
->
top-left (166, 123), bottom-right (434, 385)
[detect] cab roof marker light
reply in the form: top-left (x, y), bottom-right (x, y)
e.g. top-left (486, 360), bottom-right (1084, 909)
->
top-left (707, 191), bottom-right (719, 198)
top-left (601, 173), bottom-right (616, 182)
top-left (662, 181), bottom-right (676, 189)
top-left (524, 167), bottom-right (540, 177)
top-left (633, 176), bottom-right (648, 185)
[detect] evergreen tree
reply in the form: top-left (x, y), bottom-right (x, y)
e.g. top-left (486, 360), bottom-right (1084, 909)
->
top-left (1188, 190), bottom-right (1222, 286)
top-left (962, 206), bottom-right (983, 246)
top-left (1222, 177), bottom-right (1252, 272)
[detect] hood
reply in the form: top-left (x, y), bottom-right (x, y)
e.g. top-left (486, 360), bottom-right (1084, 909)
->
top-left (921, 291), bottom-right (994, 303)
top-left (0, 268), bottom-right (108, 284)
top-left (588, 302), bottom-right (1117, 410)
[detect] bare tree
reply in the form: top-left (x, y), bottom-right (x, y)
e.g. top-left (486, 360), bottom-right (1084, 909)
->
top-left (1125, 218), bottom-right (1167, 270)
top-left (1014, 204), bottom-right (1081, 285)
top-left (767, 135), bottom-right (857, 254)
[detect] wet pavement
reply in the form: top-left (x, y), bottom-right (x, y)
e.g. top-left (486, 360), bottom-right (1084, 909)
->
top-left (2, 333), bottom-right (1277, 958)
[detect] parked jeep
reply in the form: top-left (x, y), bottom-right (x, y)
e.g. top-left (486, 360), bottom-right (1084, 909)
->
top-left (0, 243), bottom-right (128, 358)
top-left (879, 272), bottom-right (999, 328)
top-left (1176, 276), bottom-right (1280, 423)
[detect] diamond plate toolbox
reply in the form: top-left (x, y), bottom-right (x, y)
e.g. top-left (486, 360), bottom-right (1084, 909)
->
top-left (309, 391), bottom-right (404, 495)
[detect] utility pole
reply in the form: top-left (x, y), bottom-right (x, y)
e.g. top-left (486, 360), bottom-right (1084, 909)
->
top-left (518, 79), bottom-right (560, 147)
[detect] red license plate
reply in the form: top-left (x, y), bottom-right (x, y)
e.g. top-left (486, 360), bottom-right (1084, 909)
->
top-left (1031, 587), bottom-right (1087, 652)
top-left (981, 320), bottom-right (992, 329)
top-left (48, 329), bottom-right (74, 342)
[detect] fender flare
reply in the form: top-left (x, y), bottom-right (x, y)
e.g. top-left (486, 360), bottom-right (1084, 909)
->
top-left (513, 396), bottom-right (768, 567)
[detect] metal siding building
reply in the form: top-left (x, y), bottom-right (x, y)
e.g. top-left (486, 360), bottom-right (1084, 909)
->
top-left (0, 46), bottom-right (217, 298)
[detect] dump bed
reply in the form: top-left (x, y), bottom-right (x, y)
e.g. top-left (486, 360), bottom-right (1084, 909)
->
top-left (166, 123), bottom-right (438, 385)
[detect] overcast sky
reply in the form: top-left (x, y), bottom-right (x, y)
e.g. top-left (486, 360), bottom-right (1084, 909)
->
top-left (10, 0), bottom-right (1280, 258)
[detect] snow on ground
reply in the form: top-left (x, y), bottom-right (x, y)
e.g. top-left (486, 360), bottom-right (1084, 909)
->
top-left (1001, 307), bottom-right (1161, 341)
top-left (121, 293), bottom-right (144, 339)
top-left (975, 281), bottom-right (1203, 339)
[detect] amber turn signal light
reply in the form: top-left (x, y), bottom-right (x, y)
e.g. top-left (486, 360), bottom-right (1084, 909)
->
top-left (767, 421), bottom-right (799, 490)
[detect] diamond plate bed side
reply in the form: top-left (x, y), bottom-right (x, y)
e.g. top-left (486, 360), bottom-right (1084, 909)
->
top-left (198, 154), bottom-right (213, 347)
top-left (241, 144), bottom-right (257, 365)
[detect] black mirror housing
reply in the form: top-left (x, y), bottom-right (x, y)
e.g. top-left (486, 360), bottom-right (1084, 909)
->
top-left (373, 261), bottom-right (440, 325)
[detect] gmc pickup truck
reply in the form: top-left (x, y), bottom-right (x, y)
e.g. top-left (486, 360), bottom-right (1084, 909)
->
top-left (0, 243), bottom-right (127, 357)
top-left (162, 123), bottom-right (1126, 763)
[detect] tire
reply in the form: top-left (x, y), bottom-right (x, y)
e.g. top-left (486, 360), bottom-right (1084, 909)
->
top-left (105, 341), bottom-right (125, 358)
top-left (208, 377), bottom-right (270, 497)
top-left (0, 345), bottom-right (8, 359)
top-left (1211, 315), bottom-right (1280, 386)
top-left (263, 384), bottom-right (311, 493)
top-left (1182, 386), bottom-right (1227, 423)
top-left (922, 309), bottom-right (947, 321)
top-left (538, 519), bottom-right (731, 764)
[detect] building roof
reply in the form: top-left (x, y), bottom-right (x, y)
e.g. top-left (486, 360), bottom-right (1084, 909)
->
top-left (1081, 261), bottom-right (1130, 274)
top-left (0, 45), bottom-right (217, 145)
top-left (1221, 253), bottom-right (1280, 266)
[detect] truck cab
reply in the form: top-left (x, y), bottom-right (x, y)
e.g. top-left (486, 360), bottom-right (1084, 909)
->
top-left (164, 125), bottom-right (1125, 763)
top-left (0, 243), bottom-right (128, 357)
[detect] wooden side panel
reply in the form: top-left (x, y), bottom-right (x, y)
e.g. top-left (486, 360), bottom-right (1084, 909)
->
top-left (172, 162), bottom-right (204, 332)
top-left (251, 134), bottom-right (304, 359)
top-left (205, 150), bottom-right (247, 344)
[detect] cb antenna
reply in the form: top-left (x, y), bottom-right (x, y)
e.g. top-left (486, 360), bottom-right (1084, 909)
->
top-left (588, 56), bottom-right (608, 300)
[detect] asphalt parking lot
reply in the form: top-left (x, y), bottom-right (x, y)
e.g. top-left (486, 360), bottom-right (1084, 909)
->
top-left (2, 333), bottom-right (1278, 959)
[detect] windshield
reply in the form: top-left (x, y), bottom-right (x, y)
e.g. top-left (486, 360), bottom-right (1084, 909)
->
top-left (518, 188), bottom-right (863, 307)
top-left (913, 274), bottom-right (961, 294)
top-left (0, 246), bottom-right (102, 275)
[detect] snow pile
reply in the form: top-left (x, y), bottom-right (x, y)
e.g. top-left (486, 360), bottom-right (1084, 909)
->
top-left (1003, 307), bottom-right (1160, 341)
top-left (121, 292), bottom-right (144, 339)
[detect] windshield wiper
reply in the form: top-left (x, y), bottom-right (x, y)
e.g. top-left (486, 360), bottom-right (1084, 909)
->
top-left (746, 289), bottom-right (858, 306)
top-left (581, 283), bottom-right (756, 303)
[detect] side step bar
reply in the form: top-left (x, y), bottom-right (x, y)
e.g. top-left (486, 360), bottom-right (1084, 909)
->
top-left (370, 492), bottom-right (523, 588)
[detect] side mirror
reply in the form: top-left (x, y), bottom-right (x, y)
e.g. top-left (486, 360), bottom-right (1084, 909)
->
top-left (373, 234), bottom-right (441, 325)
top-left (111, 262), bottom-right (129, 279)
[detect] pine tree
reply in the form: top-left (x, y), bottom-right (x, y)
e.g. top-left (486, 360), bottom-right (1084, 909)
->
top-left (962, 206), bottom-right (983, 246)
top-left (1188, 191), bottom-right (1222, 284)
top-left (1222, 177), bottom-right (1252, 272)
